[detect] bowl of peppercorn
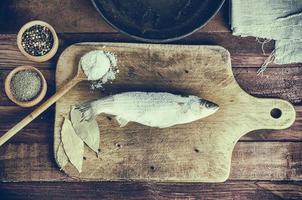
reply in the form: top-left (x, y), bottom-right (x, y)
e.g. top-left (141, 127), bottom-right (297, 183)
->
top-left (17, 20), bottom-right (59, 62)
top-left (4, 66), bottom-right (47, 107)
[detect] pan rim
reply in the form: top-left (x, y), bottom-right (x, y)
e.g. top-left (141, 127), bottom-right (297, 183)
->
top-left (91, 0), bottom-right (225, 43)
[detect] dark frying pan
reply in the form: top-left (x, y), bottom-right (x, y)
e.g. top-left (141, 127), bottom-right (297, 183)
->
top-left (91, 0), bottom-right (225, 42)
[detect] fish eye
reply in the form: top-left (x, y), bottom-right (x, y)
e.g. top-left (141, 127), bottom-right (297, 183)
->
top-left (205, 102), bottom-right (216, 108)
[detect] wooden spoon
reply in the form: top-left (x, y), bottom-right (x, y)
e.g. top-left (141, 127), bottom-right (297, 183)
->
top-left (0, 65), bottom-right (87, 146)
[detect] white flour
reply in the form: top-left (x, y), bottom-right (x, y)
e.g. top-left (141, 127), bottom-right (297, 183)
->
top-left (80, 50), bottom-right (118, 89)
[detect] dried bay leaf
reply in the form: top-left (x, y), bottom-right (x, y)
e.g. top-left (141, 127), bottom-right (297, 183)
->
top-left (70, 106), bottom-right (100, 153)
top-left (56, 141), bottom-right (68, 170)
top-left (61, 118), bottom-right (84, 173)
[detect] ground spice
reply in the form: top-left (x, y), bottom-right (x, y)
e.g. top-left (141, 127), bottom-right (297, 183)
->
top-left (10, 70), bottom-right (42, 102)
top-left (21, 25), bottom-right (54, 56)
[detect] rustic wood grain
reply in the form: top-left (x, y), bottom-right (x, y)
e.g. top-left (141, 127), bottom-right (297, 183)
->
top-left (1, 181), bottom-right (301, 200)
top-left (0, 34), bottom-right (300, 182)
top-left (1, 33), bottom-right (301, 70)
top-left (0, 34), bottom-right (300, 105)
top-left (0, 1), bottom-right (301, 197)
top-left (0, 106), bottom-right (301, 143)
top-left (233, 67), bottom-right (302, 105)
top-left (0, 0), bottom-right (229, 34)
top-left (0, 106), bottom-right (54, 143)
top-left (0, 33), bottom-right (300, 104)
top-left (0, 34), bottom-right (301, 145)
top-left (0, 142), bottom-right (301, 182)
top-left (1, 64), bottom-right (301, 113)
top-left (53, 43), bottom-right (295, 182)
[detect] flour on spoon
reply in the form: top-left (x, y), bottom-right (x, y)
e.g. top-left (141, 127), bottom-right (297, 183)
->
top-left (80, 50), bottom-right (118, 89)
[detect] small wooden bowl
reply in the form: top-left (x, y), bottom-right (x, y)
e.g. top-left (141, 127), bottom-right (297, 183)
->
top-left (17, 20), bottom-right (59, 63)
top-left (5, 66), bottom-right (47, 108)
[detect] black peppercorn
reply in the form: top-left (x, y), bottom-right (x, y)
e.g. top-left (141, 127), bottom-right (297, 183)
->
top-left (21, 25), bottom-right (54, 56)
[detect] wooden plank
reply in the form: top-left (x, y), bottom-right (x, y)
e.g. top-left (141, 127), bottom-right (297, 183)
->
top-left (0, 33), bottom-right (279, 69)
top-left (0, 106), bottom-right (54, 143)
top-left (0, 34), bottom-right (54, 69)
top-left (1, 32), bottom-right (301, 70)
top-left (0, 181), bottom-right (301, 200)
top-left (0, 0), bottom-right (113, 33)
top-left (231, 142), bottom-right (302, 181)
top-left (0, 106), bottom-right (301, 143)
top-left (0, 42), bottom-right (301, 106)
top-left (233, 67), bottom-right (302, 105)
top-left (0, 143), bottom-right (68, 181)
top-left (0, 46), bottom-right (300, 146)
top-left (0, 0), bottom-right (229, 34)
top-left (1, 64), bottom-right (301, 106)
top-left (56, 33), bottom-right (279, 67)
top-left (0, 67), bottom-right (301, 142)
top-left (0, 142), bottom-right (301, 182)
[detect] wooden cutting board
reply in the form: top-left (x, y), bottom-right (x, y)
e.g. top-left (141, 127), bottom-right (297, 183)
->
top-left (54, 43), bottom-right (296, 182)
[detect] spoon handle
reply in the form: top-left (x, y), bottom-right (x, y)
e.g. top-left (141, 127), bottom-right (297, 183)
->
top-left (0, 78), bottom-right (80, 146)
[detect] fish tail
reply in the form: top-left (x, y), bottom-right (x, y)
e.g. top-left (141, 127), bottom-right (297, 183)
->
top-left (76, 97), bottom-right (113, 121)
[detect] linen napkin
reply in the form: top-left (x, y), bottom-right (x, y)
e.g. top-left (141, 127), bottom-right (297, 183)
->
top-left (231, 0), bottom-right (302, 65)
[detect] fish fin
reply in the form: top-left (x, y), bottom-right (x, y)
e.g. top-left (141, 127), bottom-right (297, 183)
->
top-left (115, 116), bottom-right (129, 127)
top-left (176, 101), bottom-right (190, 113)
top-left (177, 102), bottom-right (185, 106)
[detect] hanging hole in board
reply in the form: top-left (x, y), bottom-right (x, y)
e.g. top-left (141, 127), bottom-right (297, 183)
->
top-left (270, 108), bottom-right (282, 119)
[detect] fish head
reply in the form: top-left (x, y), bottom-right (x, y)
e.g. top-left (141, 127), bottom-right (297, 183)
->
top-left (191, 98), bottom-right (219, 117)
top-left (201, 99), bottom-right (219, 116)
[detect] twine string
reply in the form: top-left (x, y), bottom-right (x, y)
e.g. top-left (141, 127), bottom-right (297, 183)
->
top-left (257, 49), bottom-right (276, 76)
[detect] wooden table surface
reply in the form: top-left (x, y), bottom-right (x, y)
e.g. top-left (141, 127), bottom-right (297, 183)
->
top-left (0, 1), bottom-right (301, 199)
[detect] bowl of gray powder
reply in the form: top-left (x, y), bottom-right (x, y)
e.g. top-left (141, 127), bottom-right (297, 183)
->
top-left (5, 66), bottom-right (47, 107)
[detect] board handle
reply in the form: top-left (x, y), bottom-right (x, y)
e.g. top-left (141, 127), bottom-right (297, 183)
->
top-left (234, 98), bottom-right (296, 140)
top-left (248, 98), bottom-right (296, 132)
top-left (0, 78), bottom-right (80, 146)
top-left (263, 99), bottom-right (296, 130)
